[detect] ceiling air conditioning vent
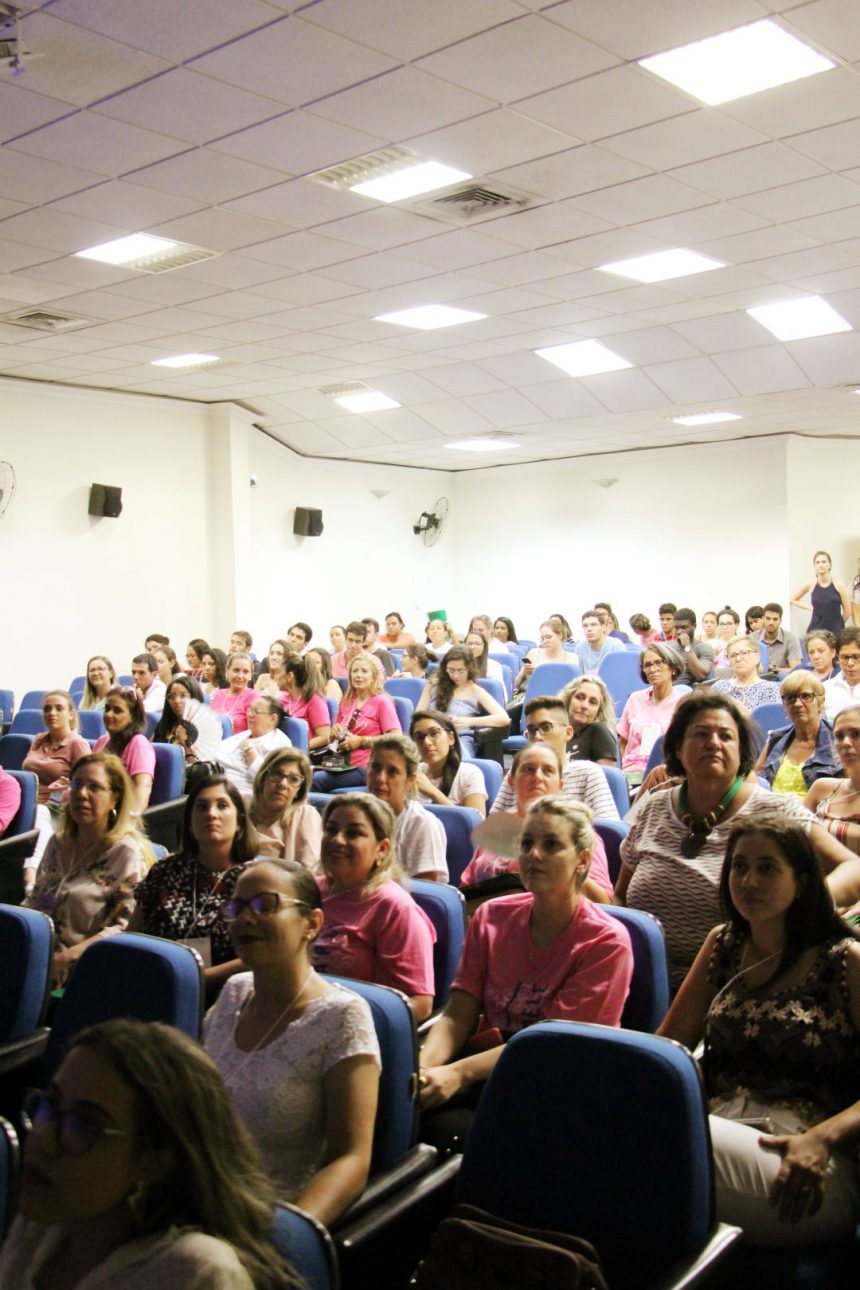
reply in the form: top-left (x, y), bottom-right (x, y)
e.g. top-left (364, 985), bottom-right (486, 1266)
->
top-left (4, 309), bottom-right (92, 333)
top-left (411, 183), bottom-right (535, 224)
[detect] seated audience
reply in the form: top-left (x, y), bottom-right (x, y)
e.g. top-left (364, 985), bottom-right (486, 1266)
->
top-left (93, 687), bottom-right (155, 812)
top-left (201, 648), bottom-right (228, 697)
top-left (287, 622), bottom-right (312, 653)
top-left (492, 616), bottom-right (518, 646)
top-left (561, 674), bottom-right (619, 766)
top-left (212, 653), bottom-right (256, 734)
top-left (312, 653), bottom-right (400, 793)
top-left (417, 646), bottom-right (508, 759)
top-left (25, 753), bottom-right (148, 988)
top-left (186, 637), bottom-right (210, 681)
top-left (418, 797), bottom-right (633, 1127)
top-left (712, 606), bottom-right (741, 669)
top-left (757, 673), bottom-right (839, 797)
top-left (659, 817), bottom-right (860, 1248)
top-left (249, 747), bottom-right (322, 871)
top-left (367, 733), bottom-right (448, 882)
top-left (574, 610), bottom-right (625, 674)
top-left (753, 603), bottom-right (802, 678)
top-left (153, 674), bottom-right (223, 764)
top-left (220, 697), bottom-right (291, 796)
top-left (151, 645), bottom-right (181, 689)
top-left (745, 605), bottom-right (765, 635)
top-left (617, 643), bottom-right (684, 779)
top-left (629, 612), bottom-right (659, 647)
top-left (824, 628), bottom-right (860, 720)
top-left (410, 710), bottom-right (488, 815)
top-left (230, 630), bottom-right (254, 656)
top-left (205, 858), bottom-right (379, 1224)
top-left (130, 653), bottom-right (166, 716)
top-left (548, 614), bottom-right (576, 646)
top-left (805, 629), bottom-right (839, 682)
top-left (313, 794), bottom-right (436, 1021)
top-left (305, 646), bottom-right (344, 705)
top-left (279, 653), bottom-right (331, 750)
top-left (331, 622), bottom-right (384, 680)
top-left (669, 608), bottom-right (714, 684)
top-left (615, 693), bottom-right (860, 990)
top-left (513, 620), bottom-right (576, 694)
top-left (656, 603), bottom-right (677, 641)
top-left (710, 636), bottom-right (781, 711)
top-left (0, 1019), bottom-right (296, 1290)
top-left (698, 610), bottom-right (719, 645)
top-left (23, 691), bottom-right (90, 808)
top-left (254, 640), bottom-right (290, 695)
top-left (805, 705), bottom-right (860, 852)
top-left (595, 602), bottom-right (630, 643)
top-left (464, 629), bottom-right (508, 697)
top-left (379, 612), bottom-right (415, 648)
top-left (361, 618), bottom-right (395, 676)
top-left (144, 632), bottom-right (169, 653)
top-left (131, 774), bottom-right (258, 991)
top-left (425, 617), bottom-right (456, 657)
top-left (329, 625), bottom-right (346, 654)
top-left (399, 643), bottom-right (438, 680)
top-left (80, 656), bottom-right (116, 711)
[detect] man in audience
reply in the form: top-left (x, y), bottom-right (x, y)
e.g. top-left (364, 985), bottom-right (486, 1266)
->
top-left (490, 696), bottom-right (619, 820)
top-left (669, 609), bottom-right (714, 685)
top-left (131, 653), bottom-right (166, 716)
top-left (287, 622), bottom-right (312, 652)
top-left (361, 617), bottom-right (395, 676)
top-left (824, 627), bottom-right (860, 719)
top-left (752, 602), bottom-right (801, 678)
top-left (229, 629), bottom-right (253, 656)
top-left (145, 632), bottom-right (169, 653)
top-left (331, 621), bottom-right (384, 679)
top-left (575, 611), bottom-right (625, 674)
top-left (657, 603), bottom-right (677, 640)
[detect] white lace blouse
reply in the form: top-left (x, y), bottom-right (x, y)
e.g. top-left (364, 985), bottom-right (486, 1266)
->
top-left (204, 976), bottom-right (380, 1198)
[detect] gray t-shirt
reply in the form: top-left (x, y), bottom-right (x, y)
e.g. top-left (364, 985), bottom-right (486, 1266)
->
top-left (667, 639), bottom-right (714, 686)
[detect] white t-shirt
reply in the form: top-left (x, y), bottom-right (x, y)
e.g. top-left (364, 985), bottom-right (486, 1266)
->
top-left (418, 761), bottom-right (487, 808)
top-left (394, 799), bottom-right (449, 879)
top-left (220, 728), bottom-right (290, 794)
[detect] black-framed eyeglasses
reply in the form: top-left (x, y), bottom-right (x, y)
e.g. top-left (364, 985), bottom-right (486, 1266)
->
top-left (22, 1089), bottom-right (128, 1156)
top-left (219, 892), bottom-right (308, 921)
top-left (784, 692), bottom-right (816, 704)
top-left (525, 721), bottom-right (565, 738)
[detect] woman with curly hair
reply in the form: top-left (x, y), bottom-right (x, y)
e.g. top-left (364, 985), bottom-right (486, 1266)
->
top-left (416, 645), bottom-right (508, 759)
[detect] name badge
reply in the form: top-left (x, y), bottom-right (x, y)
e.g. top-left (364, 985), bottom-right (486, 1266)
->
top-left (181, 936), bottom-right (212, 967)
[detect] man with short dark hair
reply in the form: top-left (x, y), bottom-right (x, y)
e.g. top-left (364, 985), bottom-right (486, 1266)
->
top-left (657, 603), bottom-right (677, 641)
top-left (361, 617), bottom-right (395, 677)
top-left (575, 611), bottom-right (625, 675)
top-left (331, 621), bottom-right (384, 679)
top-left (753, 603), bottom-right (801, 678)
top-left (131, 652), bottom-right (166, 715)
top-left (669, 609), bottom-right (714, 685)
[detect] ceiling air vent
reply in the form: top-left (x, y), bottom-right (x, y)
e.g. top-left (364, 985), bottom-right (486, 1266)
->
top-left (3, 309), bottom-right (92, 333)
top-left (310, 146), bottom-right (422, 191)
top-left (410, 183), bottom-right (535, 224)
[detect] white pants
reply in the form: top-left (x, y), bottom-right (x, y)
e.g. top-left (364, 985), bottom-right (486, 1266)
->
top-left (710, 1099), bottom-right (860, 1248)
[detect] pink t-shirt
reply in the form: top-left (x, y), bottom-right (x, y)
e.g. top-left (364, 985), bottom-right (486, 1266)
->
top-left (93, 733), bottom-right (156, 780)
top-left (617, 687), bottom-right (683, 772)
top-left (212, 687), bottom-right (256, 734)
top-left (335, 693), bottom-right (400, 768)
top-left (332, 651), bottom-right (385, 680)
top-left (280, 692), bottom-right (330, 735)
top-left (23, 732), bottom-right (92, 804)
top-left (460, 820), bottom-right (613, 895)
top-left (314, 878), bottom-right (436, 997)
top-left (0, 769), bottom-right (22, 834)
top-left (452, 892), bottom-right (632, 1033)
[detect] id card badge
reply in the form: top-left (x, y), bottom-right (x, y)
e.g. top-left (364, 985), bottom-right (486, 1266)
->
top-left (182, 936), bottom-right (212, 967)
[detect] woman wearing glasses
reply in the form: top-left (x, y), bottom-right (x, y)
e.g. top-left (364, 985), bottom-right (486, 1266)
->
top-left (710, 636), bottom-right (781, 712)
top-left (204, 858), bottom-right (380, 1224)
top-left (80, 655), bottom-right (117, 711)
top-left (758, 674), bottom-right (839, 798)
top-left (616, 643), bottom-right (684, 778)
top-left (218, 697), bottom-right (291, 796)
top-left (410, 710), bottom-right (488, 815)
top-left (249, 748), bottom-right (322, 872)
top-left (805, 706), bottom-right (860, 853)
top-left (0, 1019), bottom-right (297, 1289)
top-left (25, 753), bottom-right (148, 989)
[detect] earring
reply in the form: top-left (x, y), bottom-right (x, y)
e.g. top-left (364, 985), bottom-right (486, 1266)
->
top-left (108, 807), bottom-right (118, 828)
top-left (127, 1180), bottom-right (148, 1229)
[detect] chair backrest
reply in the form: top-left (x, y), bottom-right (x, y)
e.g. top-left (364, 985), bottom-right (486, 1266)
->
top-left (597, 651), bottom-right (646, 708)
top-left (463, 757), bottom-right (502, 803)
top-left (0, 904), bottom-right (53, 1043)
top-left (0, 734), bottom-right (34, 772)
top-left (757, 640), bottom-right (769, 672)
top-left (19, 690), bottom-right (46, 712)
top-left (751, 703), bottom-right (788, 737)
top-left (321, 976), bottom-right (418, 1173)
top-left (118, 675), bottom-right (133, 687)
top-left (410, 879), bottom-right (467, 1010)
top-left (308, 791), bottom-right (333, 813)
top-left (0, 690), bottom-right (14, 724)
top-left (384, 677), bottom-right (424, 706)
top-left (280, 715), bottom-right (309, 751)
top-left (9, 709), bottom-right (45, 736)
top-left (150, 743), bottom-right (185, 806)
top-left (271, 1202), bottom-right (340, 1290)
top-left (41, 933), bottom-right (204, 1082)
top-left (4, 769), bottom-right (37, 838)
top-left (218, 713), bottom-right (234, 737)
top-left (593, 816), bottom-right (629, 886)
top-left (0, 831), bottom-right (37, 905)
top-left (642, 734), bottom-right (665, 779)
top-left (476, 676), bottom-right (505, 708)
top-left (324, 696), bottom-right (338, 724)
top-left (145, 711), bottom-right (159, 738)
top-left (603, 906), bottom-right (670, 1032)
top-left (391, 695), bottom-right (414, 733)
top-left (601, 765), bottom-right (630, 816)
top-left (68, 676), bottom-right (86, 702)
top-left (76, 709), bottom-right (106, 741)
top-left (423, 803), bottom-right (483, 887)
top-left (456, 1021), bottom-right (715, 1290)
top-left (0, 1116), bottom-right (19, 1239)
top-left (525, 662), bottom-right (581, 705)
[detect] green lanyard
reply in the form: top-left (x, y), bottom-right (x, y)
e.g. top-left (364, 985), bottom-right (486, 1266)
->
top-left (678, 775), bottom-right (744, 857)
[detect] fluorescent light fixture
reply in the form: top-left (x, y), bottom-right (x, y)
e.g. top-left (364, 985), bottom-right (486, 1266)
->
top-left (151, 353), bottom-right (220, 368)
top-left (351, 161), bottom-right (471, 203)
top-left (333, 390), bottom-right (400, 413)
top-left (77, 234), bottom-right (180, 265)
top-left (599, 249), bottom-right (724, 283)
top-left (535, 340), bottom-right (632, 378)
top-left (639, 19), bottom-right (834, 106)
top-left (446, 437), bottom-right (521, 452)
top-left (746, 296), bottom-right (851, 342)
top-left (375, 305), bottom-right (487, 330)
top-left (672, 412), bottom-right (742, 426)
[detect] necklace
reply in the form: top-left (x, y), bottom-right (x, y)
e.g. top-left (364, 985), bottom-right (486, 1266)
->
top-left (678, 775), bottom-right (744, 858)
top-left (222, 970), bottom-right (316, 1082)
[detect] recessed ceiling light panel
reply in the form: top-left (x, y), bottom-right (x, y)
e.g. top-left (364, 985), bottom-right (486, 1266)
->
top-left (334, 390), bottom-right (400, 413)
top-left (671, 412), bottom-right (742, 426)
top-left (446, 437), bottom-right (521, 452)
top-left (352, 161), bottom-right (471, 203)
top-left (639, 19), bottom-right (834, 106)
top-left (746, 296), bottom-right (851, 342)
top-left (151, 353), bottom-right (221, 369)
top-left (535, 340), bottom-right (632, 378)
top-left (375, 305), bottom-right (487, 330)
top-left (599, 249), bottom-right (725, 283)
top-left (76, 233), bottom-right (217, 273)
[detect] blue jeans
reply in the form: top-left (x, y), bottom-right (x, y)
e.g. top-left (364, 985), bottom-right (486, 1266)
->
top-left (311, 767), bottom-right (367, 793)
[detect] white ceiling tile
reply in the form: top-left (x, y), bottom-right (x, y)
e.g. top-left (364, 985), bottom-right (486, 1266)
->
top-left (789, 117), bottom-right (860, 170)
top-left (515, 377), bottom-right (608, 419)
top-left (304, 0), bottom-right (523, 62)
top-left (404, 109), bottom-right (580, 176)
top-left (312, 207), bottom-right (448, 252)
top-left (545, 0), bottom-right (763, 61)
top-left (240, 230), bottom-right (368, 271)
top-left (595, 325), bottom-right (700, 365)
top-left (147, 208), bottom-right (290, 252)
top-left (211, 111), bottom-right (387, 176)
top-left (419, 363), bottom-right (507, 397)
top-left (52, 0), bottom-right (285, 62)
top-left (580, 369), bottom-right (670, 413)
top-left (11, 114), bottom-right (188, 176)
top-left (363, 408), bottom-right (442, 442)
top-left (711, 346), bottom-right (813, 394)
top-left (568, 174), bottom-right (713, 225)
top-left (477, 204), bottom-right (614, 251)
top-left (696, 226), bottom-right (819, 264)
top-left (391, 229), bottom-right (514, 272)
top-left (175, 255), bottom-right (297, 290)
top-left (719, 67), bottom-right (860, 137)
top-left (646, 356), bottom-right (742, 401)
top-left (190, 17), bottom-right (397, 108)
top-left (49, 179), bottom-right (204, 228)
top-left (0, 151), bottom-right (103, 206)
top-left (314, 255), bottom-right (428, 289)
top-left (600, 109), bottom-right (769, 170)
top-left (787, 331), bottom-right (860, 385)
top-left (250, 275), bottom-right (363, 307)
top-left (670, 144), bottom-right (825, 201)
top-left (414, 400), bottom-right (496, 435)
top-left (673, 311), bottom-right (786, 353)
top-left (269, 423), bottom-right (350, 454)
top-left (781, 0), bottom-right (860, 62)
top-left (747, 244), bottom-right (858, 284)
top-left (310, 67), bottom-right (495, 138)
top-left (463, 388), bottom-right (548, 429)
top-left (0, 207), bottom-right (127, 254)
top-left (94, 69), bottom-right (282, 146)
top-left (788, 204), bottom-right (860, 242)
top-left (126, 149), bottom-right (286, 202)
top-left (10, 12), bottom-right (171, 106)
top-left (225, 178), bottom-right (369, 228)
top-left (490, 145), bottom-right (650, 203)
top-left (518, 64), bottom-right (693, 142)
top-left (418, 15), bottom-right (618, 103)
top-left (0, 82), bottom-right (75, 144)
top-left (733, 174), bottom-right (860, 221)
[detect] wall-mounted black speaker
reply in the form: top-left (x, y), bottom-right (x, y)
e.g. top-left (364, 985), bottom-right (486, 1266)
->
top-left (88, 483), bottom-right (123, 518)
top-left (293, 506), bottom-right (323, 537)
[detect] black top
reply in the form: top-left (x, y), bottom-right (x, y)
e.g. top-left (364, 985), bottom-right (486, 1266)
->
top-left (567, 722), bottom-right (618, 764)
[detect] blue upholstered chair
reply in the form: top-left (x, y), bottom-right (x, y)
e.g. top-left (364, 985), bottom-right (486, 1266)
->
top-left (601, 765), bottom-right (630, 816)
top-left (19, 691), bottom-right (46, 713)
top-left (598, 650), bottom-right (646, 709)
top-left (271, 1202), bottom-right (340, 1290)
top-left (391, 695), bottom-right (414, 733)
top-left (593, 816), bottom-right (629, 886)
top-left (423, 804), bottom-right (482, 887)
top-left (0, 735), bottom-right (33, 772)
top-left (463, 757), bottom-right (502, 804)
top-left (752, 703), bottom-right (789, 737)
top-left (280, 714), bottom-right (309, 751)
top-left (76, 709), bottom-right (106, 741)
top-left (604, 906), bottom-right (670, 1032)
top-left (8, 710), bottom-right (45, 736)
top-left (149, 743), bottom-right (185, 807)
top-left (410, 880), bottom-right (466, 1011)
top-left (0, 691), bottom-right (14, 726)
top-left (4, 770), bottom-right (37, 838)
top-left (384, 678), bottom-right (424, 707)
top-left (0, 904), bottom-right (53, 1045)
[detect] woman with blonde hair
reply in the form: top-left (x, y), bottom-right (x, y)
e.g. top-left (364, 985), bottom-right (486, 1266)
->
top-left (560, 674), bottom-right (618, 766)
top-left (312, 654), bottom-right (399, 793)
top-left (711, 636), bottom-right (781, 712)
top-left (758, 672), bottom-right (839, 797)
top-left (80, 656), bottom-right (116, 711)
top-left (250, 747), bottom-right (322, 871)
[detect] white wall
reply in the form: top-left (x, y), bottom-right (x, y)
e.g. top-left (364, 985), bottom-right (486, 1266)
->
top-left (785, 436), bottom-right (860, 638)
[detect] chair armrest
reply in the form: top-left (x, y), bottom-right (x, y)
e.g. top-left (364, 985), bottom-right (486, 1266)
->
top-left (332, 1143), bottom-right (438, 1229)
top-left (142, 797), bottom-right (187, 851)
top-left (336, 1153), bottom-right (461, 1251)
top-left (0, 1029), bottom-right (49, 1081)
top-left (658, 1224), bottom-right (742, 1289)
